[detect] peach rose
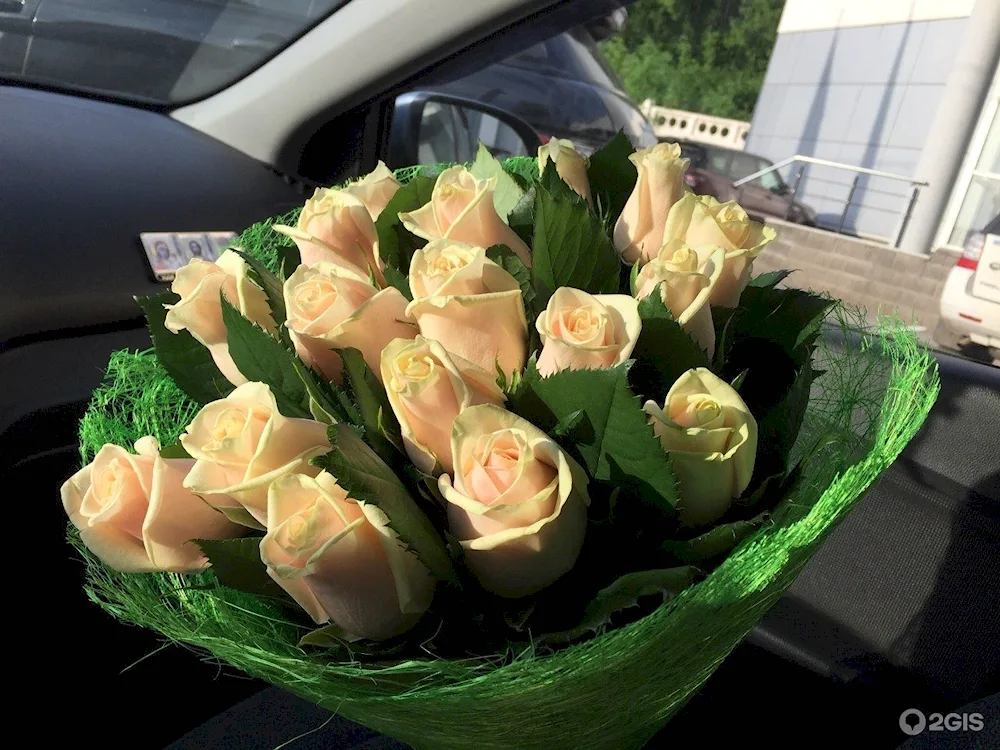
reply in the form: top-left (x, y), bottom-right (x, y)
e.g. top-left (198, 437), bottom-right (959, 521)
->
top-left (661, 193), bottom-right (776, 307)
top-left (164, 250), bottom-right (276, 386)
top-left (643, 368), bottom-right (757, 526)
top-left (342, 161), bottom-right (402, 220)
top-left (634, 241), bottom-right (726, 354)
top-left (181, 382), bottom-right (331, 525)
top-left (261, 472), bottom-right (435, 640)
top-left (399, 165), bottom-right (532, 267)
top-left (61, 437), bottom-right (242, 572)
top-left (381, 336), bottom-right (504, 474)
top-left (535, 288), bottom-right (641, 376)
top-left (440, 405), bottom-right (589, 597)
top-left (273, 188), bottom-right (381, 282)
top-left (613, 142), bottom-right (690, 264)
top-left (283, 262), bottom-right (416, 382)
top-left (406, 247), bottom-right (527, 378)
top-left (538, 138), bottom-right (592, 206)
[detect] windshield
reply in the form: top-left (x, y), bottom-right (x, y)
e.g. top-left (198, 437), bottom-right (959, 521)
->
top-left (0, 0), bottom-right (345, 104)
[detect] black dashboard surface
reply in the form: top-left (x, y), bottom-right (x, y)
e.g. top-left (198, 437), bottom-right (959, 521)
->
top-left (0, 84), bottom-right (304, 347)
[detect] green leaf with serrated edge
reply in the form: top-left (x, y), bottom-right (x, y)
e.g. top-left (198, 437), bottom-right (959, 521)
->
top-left (299, 621), bottom-right (364, 647)
top-left (194, 538), bottom-right (293, 604)
top-left (233, 249), bottom-right (286, 324)
top-left (530, 187), bottom-right (620, 307)
top-left (277, 245), bottom-right (301, 282)
top-left (220, 296), bottom-right (312, 418)
top-left (469, 142), bottom-right (525, 222)
top-left (291, 357), bottom-right (347, 425)
top-left (316, 424), bottom-right (456, 584)
top-left (375, 175), bottom-right (436, 272)
top-left (217, 505), bottom-right (267, 531)
top-left (158, 442), bottom-right (191, 459)
top-left (382, 263), bottom-right (412, 301)
top-left (662, 512), bottom-right (769, 563)
top-left (539, 566), bottom-right (697, 645)
top-left (748, 269), bottom-right (792, 289)
top-left (552, 409), bottom-right (585, 438)
top-left (337, 347), bottom-right (400, 463)
top-left (539, 160), bottom-right (585, 206)
top-left (135, 292), bottom-right (233, 405)
top-left (756, 363), bottom-right (815, 474)
top-left (724, 286), bottom-right (835, 368)
top-left (486, 243), bottom-right (536, 320)
top-left (507, 185), bottom-right (536, 248)
top-left (585, 130), bottom-right (637, 227)
top-left (509, 361), bottom-right (679, 513)
top-left (630, 292), bottom-right (710, 396)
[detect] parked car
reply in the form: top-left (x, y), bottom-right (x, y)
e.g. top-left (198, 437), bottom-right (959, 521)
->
top-left (674, 139), bottom-right (817, 226)
top-left (389, 24), bottom-right (657, 167)
top-left (937, 213), bottom-right (1000, 359)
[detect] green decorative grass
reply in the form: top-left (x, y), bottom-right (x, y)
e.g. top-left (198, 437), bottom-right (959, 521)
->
top-left (71, 159), bottom-right (939, 749)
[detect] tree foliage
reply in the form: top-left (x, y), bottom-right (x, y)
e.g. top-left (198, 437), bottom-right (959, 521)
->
top-left (599, 0), bottom-right (783, 120)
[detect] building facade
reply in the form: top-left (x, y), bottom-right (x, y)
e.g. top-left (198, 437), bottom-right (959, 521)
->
top-left (746, 0), bottom-right (999, 252)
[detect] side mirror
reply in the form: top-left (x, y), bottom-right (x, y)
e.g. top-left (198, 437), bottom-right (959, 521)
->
top-left (389, 92), bottom-right (542, 169)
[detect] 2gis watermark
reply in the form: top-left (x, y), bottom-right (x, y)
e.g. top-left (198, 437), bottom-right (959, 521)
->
top-left (899, 708), bottom-right (986, 736)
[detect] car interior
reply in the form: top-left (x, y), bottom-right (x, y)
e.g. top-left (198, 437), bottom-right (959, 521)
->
top-left (1, 0), bottom-right (997, 747)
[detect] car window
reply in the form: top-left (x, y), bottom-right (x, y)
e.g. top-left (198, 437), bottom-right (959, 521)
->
top-left (0, 0), bottom-right (346, 104)
top-left (707, 148), bottom-right (731, 175)
top-left (678, 142), bottom-right (707, 168)
top-left (756, 159), bottom-right (785, 192)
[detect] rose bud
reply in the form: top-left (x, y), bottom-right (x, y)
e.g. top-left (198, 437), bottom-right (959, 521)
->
top-left (634, 241), bottom-right (726, 355)
top-left (440, 405), bottom-right (589, 598)
top-left (261, 472), bottom-right (435, 640)
top-left (613, 142), bottom-right (690, 265)
top-left (538, 138), bottom-right (592, 206)
top-left (535, 287), bottom-right (641, 376)
top-left (399, 165), bottom-right (532, 267)
top-left (342, 160), bottom-right (402, 220)
top-left (661, 193), bottom-right (776, 307)
top-left (381, 336), bottom-right (504, 474)
top-left (643, 368), bottom-right (758, 526)
top-left (284, 262), bottom-right (416, 383)
top-left (406, 246), bottom-right (527, 378)
top-left (181, 383), bottom-right (332, 525)
top-left (273, 188), bottom-right (382, 282)
top-left (164, 249), bottom-right (276, 386)
top-left (61, 437), bottom-right (242, 572)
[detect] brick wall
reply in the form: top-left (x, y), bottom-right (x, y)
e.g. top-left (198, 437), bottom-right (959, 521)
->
top-left (755, 218), bottom-right (959, 336)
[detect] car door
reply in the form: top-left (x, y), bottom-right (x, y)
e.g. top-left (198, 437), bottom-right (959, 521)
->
top-left (730, 152), bottom-right (788, 220)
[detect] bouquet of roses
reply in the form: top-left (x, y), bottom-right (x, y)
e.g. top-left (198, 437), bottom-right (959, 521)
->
top-left (62, 136), bottom-right (937, 749)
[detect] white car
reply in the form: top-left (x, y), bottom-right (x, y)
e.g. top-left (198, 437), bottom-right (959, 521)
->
top-left (938, 214), bottom-right (1000, 356)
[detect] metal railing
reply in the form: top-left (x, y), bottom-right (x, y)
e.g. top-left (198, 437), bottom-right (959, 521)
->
top-left (732, 155), bottom-right (929, 248)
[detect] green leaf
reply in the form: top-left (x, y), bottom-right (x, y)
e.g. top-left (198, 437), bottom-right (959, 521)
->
top-left (585, 130), bottom-right (637, 226)
top-left (338, 347), bottom-right (401, 463)
top-left (509, 361), bottom-right (679, 513)
top-left (662, 512), bottom-right (769, 563)
top-left (220, 296), bottom-right (311, 418)
top-left (748, 269), bottom-right (792, 289)
top-left (539, 160), bottom-right (584, 206)
top-left (216, 505), bottom-right (267, 531)
top-left (540, 566), bottom-right (697, 644)
top-left (629, 292), bottom-right (710, 397)
top-left (194, 538), bottom-right (292, 603)
top-left (158, 442), bottom-right (191, 459)
top-left (233, 249), bottom-right (286, 324)
top-left (486, 243), bottom-right (536, 320)
top-left (298, 621), bottom-right (363, 647)
top-left (530, 187), bottom-right (621, 307)
top-left (317, 424), bottom-right (456, 584)
top-left (290, 357), bottom-right (351, 425)
top-left (135, 292), bottom-right (234, 405)
top-left (382, 264), bottom-right (412, 301)
top-left (277, 245), bottom-right (301, 282)
top-left (507, 185), bottom-right (536, 248)
top-left (375, 175), bottom-right (436, 272)
top-left (469, 143), bottom-right (525, 222)
top-left (756, 363), bottom-right (816, 474)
